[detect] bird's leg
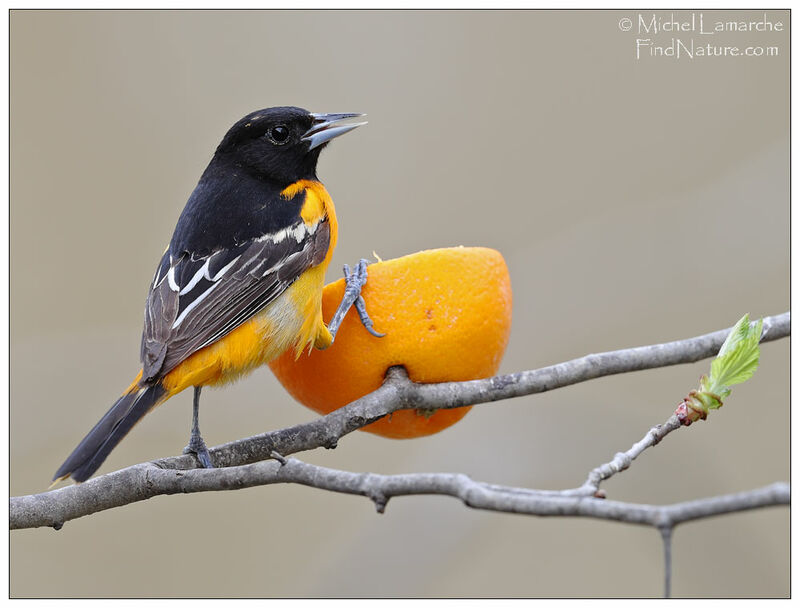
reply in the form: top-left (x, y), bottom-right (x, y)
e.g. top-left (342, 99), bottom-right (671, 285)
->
top-left (183, 386), bottom-right (214, 468)
top-left (327, 258), bottom-right (385, 341)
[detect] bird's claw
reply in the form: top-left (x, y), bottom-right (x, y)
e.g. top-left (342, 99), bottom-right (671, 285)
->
top-left (356, 295), bottom-right (386, 337)
top-left (327, 258), bottom-right (385, 340)
top-left (183, 436), bottom-right (214, 469)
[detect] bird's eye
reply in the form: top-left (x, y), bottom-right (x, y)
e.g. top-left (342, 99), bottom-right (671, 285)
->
top-left (267, 125), bottom-right (290, 145)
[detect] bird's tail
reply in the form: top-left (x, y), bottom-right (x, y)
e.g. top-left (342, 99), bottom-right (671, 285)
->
top-left (52, 380), bottom-right (168, 484)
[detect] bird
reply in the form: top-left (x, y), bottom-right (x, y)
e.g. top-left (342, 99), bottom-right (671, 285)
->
top-left (53, 106), bottom-right (381, 484)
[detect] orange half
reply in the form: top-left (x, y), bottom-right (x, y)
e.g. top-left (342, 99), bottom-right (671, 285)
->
top-left (269, 246), bottom-right (513, 438)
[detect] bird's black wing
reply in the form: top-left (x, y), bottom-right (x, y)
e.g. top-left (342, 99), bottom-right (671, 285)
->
top-left (140, 217), bottom-right (330, 382)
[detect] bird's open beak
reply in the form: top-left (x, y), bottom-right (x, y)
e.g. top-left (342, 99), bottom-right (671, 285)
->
top-left (302, 113), bottom-right (367, 150)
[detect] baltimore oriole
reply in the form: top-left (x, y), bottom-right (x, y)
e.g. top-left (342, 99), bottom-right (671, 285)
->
top-left (53, 106), bottom-right (380, 484)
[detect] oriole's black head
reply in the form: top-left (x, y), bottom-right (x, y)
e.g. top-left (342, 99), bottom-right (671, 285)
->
top-left (212, 106), bottom-right (366, 184)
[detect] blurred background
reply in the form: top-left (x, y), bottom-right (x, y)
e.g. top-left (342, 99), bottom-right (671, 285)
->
top-left (10, 9), bottom-right (788, 598)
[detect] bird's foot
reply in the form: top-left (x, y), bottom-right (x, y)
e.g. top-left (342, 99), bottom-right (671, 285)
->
top-left (183, 434), bottom-right (214, 469)
top-left (327, 259), bottom-right (386, 341)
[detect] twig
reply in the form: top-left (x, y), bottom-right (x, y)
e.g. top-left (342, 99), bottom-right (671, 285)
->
top-left (660, 526), bottom-right (673, 598)
top-left (568, 415), bottom-right (683, 497)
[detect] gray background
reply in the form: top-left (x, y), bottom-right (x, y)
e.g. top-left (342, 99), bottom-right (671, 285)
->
top-left (11, 10), bottom-right (789, 598)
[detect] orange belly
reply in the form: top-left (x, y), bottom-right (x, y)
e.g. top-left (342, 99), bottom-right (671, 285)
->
top-left (160, 264), bottom-right (329, 396)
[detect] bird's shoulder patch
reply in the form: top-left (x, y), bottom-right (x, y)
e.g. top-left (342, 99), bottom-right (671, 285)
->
top-left (281, 179), bottom-right (335, 228)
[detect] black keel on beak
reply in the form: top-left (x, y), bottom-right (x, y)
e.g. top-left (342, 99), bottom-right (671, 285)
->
top-left (302, 113), bottom-right (367, 150)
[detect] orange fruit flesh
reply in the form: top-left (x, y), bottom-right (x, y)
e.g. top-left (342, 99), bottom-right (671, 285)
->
top-left (269, 247), bottom-right (513, 438)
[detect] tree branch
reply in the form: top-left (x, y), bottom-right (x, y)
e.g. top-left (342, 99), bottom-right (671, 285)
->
top-left (11, 455), bottom-right (789, 531)
top-left (159, 311), bottom-right (791, 472)
top-left (10, 311), bottom-right (789, 530)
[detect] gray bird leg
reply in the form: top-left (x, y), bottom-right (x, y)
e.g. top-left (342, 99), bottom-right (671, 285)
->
top-left (183, 386), bottom-right (213, 468)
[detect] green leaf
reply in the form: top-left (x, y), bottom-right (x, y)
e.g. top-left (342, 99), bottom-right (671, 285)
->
top-left (677, 314), bottom-right (764, 425)
top-left (708, 315), bottom-right (763, 393)
top-left (717, 314), bottom-right (751, 357)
